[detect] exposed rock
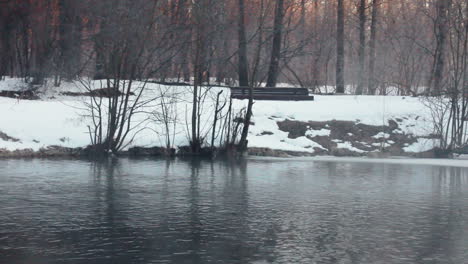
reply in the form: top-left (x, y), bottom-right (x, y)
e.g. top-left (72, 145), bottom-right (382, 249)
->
top-left (0, 148), bottom-right (34, 158)
top-left (177, 146), bottom-right (216, 157)
top-left (277, 119), bottom-right (422, 157)
top-left (38, 146), bottom-right (81, 157)
top-left (276, 119), bottom-right (309, 139)
top-left (248, 147), bottom-right (314, 157)
top-left (0, 146), bottom-right (83, 158)
top-left (128, 146), bottom-right (173, 156)
top-left (259, 131), bottom-right (274, 136)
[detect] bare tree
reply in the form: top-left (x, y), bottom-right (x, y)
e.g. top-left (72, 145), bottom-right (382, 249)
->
top-left (336, 0), bottom-right (345, 93)
top-left (429, 0), bottom-right (452, 93)
top-left (367, 0), bottom-right (379, 95)
top-left (83, 0), bottom-right (177, 154)
top-left (237, 0), bottom-right (249, 87)
top-left (266, 0), bottom-right (285, 87)
top-left (355, 0), bottom-right (367, 95)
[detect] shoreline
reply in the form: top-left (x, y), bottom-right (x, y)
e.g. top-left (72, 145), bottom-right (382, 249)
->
top-left (0, 145), bottom-right (451, 159)
top-left (2, 146), bottom-right (467, 169)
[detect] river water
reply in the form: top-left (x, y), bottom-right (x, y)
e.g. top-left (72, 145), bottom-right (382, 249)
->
top-left (0, 158), bottom-right (467, 264)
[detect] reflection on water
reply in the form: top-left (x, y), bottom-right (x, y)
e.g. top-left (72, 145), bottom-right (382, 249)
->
top-left (0, 158), bottom-right (467, 264)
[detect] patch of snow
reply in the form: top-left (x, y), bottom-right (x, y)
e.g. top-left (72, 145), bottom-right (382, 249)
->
top-left (283, 137), bottom-right (326, 151)
top-left (404, 138), bottom-right (439, 153)
top-left (305, 128), bottom-right (331, 137)
top-left (372, 132), bottom-right (390, 139)
top-left (335, 141), bottom-right (366, 153)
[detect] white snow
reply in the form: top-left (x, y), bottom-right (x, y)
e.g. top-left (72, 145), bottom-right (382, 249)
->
top-left (403, 138), bottom-right (440, 153)
top-left (283, 137), bottom-right (326, 151)
top-left (305, 128), bottom-right (331, 137)
top-left (0, 78), bottom-right (438, 155)
top-left (372, 132), bottom-right (390, 139)
top-left (335, 141), bottom-right (366, 153)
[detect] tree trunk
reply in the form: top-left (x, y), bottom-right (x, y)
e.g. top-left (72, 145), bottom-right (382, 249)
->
top-left (237, 0), bottom-right (249, 87)
top-left (190, 0), bottom-right (207, 153)
top-left (0, 15), bottom-right (12, 77)
top-left (238, 87), bottom-right (253, 153)
top-left (430, 0), bottom-right (452, 93)
top-left (266, 0), bottom-right (284, 87)
top-left (336, 0), bottom-right (345, 93)
top-left (368, 0), bottom-right (379, 95)
top-left (58, 0), bottom-right (81, 80)
top-left (250, 0), bottom-right (265, 87)
top-left (356, 0), bottom-right (366, 95)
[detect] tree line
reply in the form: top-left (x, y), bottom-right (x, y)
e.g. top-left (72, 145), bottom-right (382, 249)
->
top-left (0, 0), bottom-right (465, 94)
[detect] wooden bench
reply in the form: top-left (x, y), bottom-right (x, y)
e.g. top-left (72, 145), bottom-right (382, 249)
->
top-left (230, 87), bottom-right (314, 101)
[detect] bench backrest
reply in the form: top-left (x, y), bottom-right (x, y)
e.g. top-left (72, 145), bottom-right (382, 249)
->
top-left (231, 87), bottom-right (309, 96)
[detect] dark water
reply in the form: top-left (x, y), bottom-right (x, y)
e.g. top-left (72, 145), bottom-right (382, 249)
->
top-left (0, 158), bottom-right (467, 264)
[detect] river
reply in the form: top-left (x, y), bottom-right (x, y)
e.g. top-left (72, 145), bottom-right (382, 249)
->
top-left (1, 158), bottom-right (467, 264)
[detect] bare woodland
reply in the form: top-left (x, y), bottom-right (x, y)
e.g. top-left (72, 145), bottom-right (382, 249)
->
top-left (0, 0), bottom-right (467, 154)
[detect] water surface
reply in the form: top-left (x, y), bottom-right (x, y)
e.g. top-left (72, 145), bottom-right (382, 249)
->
top-left (0, 158), bottom-right (467, 264)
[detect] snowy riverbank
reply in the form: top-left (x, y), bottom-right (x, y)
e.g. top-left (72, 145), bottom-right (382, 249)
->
top-left (0, 78), bottom-right (440, 158)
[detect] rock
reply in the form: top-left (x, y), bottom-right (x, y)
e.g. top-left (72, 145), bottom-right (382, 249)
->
top-left (388, 120), bottom-right (399, 130)
top-left (277, 120), bottom-right (310, 139)
top-left (176, 146), bottom-right (215, 157)
top-left (248, 147), bottom-right (296, 157)
top-left (259, 131), bottom-right (274, 136)
top-left (0, 148), bottom-right (35, 158)
top-left (275, 118), bottom-right (432, 157)
top-left (413, 150), bottom-right (436, 159)
top-left (38, 146), bottom-right (80, 157)
top-left (128, 146), bottom-right (170, 156)
top-left (433, 148), bottom-right (453, 158)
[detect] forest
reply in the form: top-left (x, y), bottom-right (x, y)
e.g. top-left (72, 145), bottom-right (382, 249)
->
top-left (0, 0), bottom-right (467, 155)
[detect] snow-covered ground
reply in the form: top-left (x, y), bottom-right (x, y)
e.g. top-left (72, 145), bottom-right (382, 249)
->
top-left (0, 78), bottom-right (437, 154)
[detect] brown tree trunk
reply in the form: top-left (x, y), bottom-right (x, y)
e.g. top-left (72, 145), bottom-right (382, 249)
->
top-left (0, 15), bottom-right (12, 77)
top-left (336, 0), bottom-right (345, 93)
top-left (430, 0), bottom-right (452, 93)
top-left (250, 0), bottom-right (265, 87)
top-left (238, 87), bottom-right (253, 153)
top-left (237, 0), bottom-right (249, 87)
top-left (266, 0), bottom-right (284, 87)
top-left (368, 0), bottom-right (379, 95)
top-left (356, 0), bottom-right (366, 95)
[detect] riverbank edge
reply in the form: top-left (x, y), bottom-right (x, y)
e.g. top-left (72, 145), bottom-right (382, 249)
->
top-left (0, 145), bottom-right (451, 159)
